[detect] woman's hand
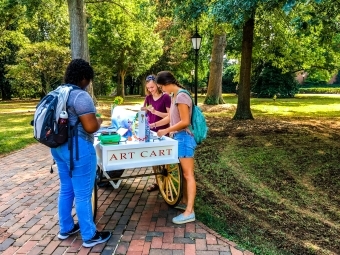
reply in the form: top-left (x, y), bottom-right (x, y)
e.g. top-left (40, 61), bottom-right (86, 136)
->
top-left (157, 129), bottom-right (168, 137)
top-left (148, 106), bottom-right (155, 114)
top-left (96, 116), bottom-right (103, 125)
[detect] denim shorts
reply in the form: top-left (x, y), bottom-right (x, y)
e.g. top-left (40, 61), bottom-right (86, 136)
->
top-left (173, 130), bottom-right (197, 158)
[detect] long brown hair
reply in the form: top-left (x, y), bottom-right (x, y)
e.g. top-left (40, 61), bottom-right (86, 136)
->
top-left (156, 71), bottom-right (185, 89)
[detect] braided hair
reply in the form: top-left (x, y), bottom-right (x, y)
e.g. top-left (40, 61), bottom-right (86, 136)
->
top-left (64, 59), bottom-right (94, 86)
top-left (156, 71), bottom-right (185, 89)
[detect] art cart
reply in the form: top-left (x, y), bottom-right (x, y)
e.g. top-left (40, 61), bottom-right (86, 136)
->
top-left (91, 109), bottom-right (183, 217)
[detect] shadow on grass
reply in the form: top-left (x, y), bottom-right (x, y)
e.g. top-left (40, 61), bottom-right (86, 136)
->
top-left (195, 116), bottom-right (340, 255)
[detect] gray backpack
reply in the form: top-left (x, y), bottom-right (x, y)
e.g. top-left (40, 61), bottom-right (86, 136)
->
top-left (32, 85), bottom-right (77, 148)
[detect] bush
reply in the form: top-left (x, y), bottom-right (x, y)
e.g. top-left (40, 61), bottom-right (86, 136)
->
top-left (251, 62), bottom-right (300, 98)
top-left (299, 87), bottom-right (340, 94)
top-left (222, 64), bottom-right (238, 93)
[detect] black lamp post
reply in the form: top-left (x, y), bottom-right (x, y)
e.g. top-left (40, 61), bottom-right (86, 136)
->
top-left (190, 69), bottom-right (194, 93)
top-left (191, 27), bottom-right (202, 105)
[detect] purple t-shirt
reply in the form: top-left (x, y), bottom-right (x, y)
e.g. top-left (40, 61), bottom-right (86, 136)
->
top-left (144, 93), bottom-right (171, 131)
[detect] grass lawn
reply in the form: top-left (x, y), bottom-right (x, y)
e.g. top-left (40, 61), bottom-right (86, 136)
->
top-left (1, 94), bottom-right (340, 255)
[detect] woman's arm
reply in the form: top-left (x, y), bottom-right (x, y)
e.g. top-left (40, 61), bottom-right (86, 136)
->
top-left (156, 103), bottom-right (190, 136)
top-left (150, 114), bottom-right (170, 129)
top-left (149, 106), bottom-right (169, 118)
top-left (79, 113), bottom-right (102, 133)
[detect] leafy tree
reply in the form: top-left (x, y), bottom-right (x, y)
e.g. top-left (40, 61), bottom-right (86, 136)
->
top-left (0, 0), bottom-right (28, 100)
top-left (253, 3), bottom-right (340, 78)
top-left (210, 0), bottom-right (339, 119)
top-left (6, 42), bottom-right (70, 98)
top-left (1, 0), bottom-right (71, 99)
top-left (87, 0), bottom-right (163, 98)
top-left (251, 62), bottom-right (300, 98)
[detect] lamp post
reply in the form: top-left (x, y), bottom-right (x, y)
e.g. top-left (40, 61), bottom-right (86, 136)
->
top-left (190, 69), bottom-right (195, 93)
top-left (191, 27), bottom-right (202, 105)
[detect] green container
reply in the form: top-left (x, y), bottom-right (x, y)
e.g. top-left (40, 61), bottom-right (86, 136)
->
top-left (98, 132), bottom-right (121, 145)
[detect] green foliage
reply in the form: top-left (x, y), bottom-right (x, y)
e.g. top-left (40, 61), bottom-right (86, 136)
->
top-left (299, 87), bottom-right (340, 94)
top-left (251, 62), bottom-right (300, 98)
top-left (113, 96), bottom-right (124, 105)
top-left (0, 0), bottom-right (70, 99)
top-left (304, 67), bottom-right (334, 83)
top-left (23, 1), bottom-right (70, 45)
top-left (222, 63), bottom-right (238, 93)
top-left (252, 2), bottom-right (340, 76)
top-left (88, 0), bottom-right (163, 95)
top-left (6, 42), bottom-right (70, 98)
top-left (0, 0), bottom-right (29, 100)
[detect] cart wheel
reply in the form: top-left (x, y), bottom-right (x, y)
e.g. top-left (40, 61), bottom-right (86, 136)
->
top-left (155, 164), bottom-right (183, 207)
top-left (91, 179), bottom-right (97, 220)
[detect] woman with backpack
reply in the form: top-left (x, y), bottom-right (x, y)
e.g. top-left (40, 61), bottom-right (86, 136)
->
top-left (51, 59), bottom-right (111, 247)
top-left (151, 71), bottom-right (197, 224)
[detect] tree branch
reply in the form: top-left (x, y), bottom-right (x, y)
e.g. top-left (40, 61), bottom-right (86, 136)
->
top-left (85, 0), bottom-right (143, 25)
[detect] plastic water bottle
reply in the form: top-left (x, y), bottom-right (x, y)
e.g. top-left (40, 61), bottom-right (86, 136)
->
top-left (59, 111), bottom-right (68, 124)
top-left (145, 113), bottom-right (150, 142)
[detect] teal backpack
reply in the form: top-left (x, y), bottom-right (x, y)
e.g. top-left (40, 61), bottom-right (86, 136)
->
top-left (176, 89), bottom-right (208, 144)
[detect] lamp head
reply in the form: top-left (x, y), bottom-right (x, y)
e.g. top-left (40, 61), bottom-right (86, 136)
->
top-left (191, 30), bottom-right (202, 51)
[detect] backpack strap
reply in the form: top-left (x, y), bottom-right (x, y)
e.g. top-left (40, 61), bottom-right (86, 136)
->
top-left (65, 85), bottom-right (83, 177)
top-left (68, 119), bottom-right (80, 177)
top-left (175, 89), bottom-right (194, 128)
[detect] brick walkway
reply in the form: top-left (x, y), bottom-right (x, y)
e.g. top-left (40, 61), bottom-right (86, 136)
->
top-left (0, 144), bottom-right (254, 255)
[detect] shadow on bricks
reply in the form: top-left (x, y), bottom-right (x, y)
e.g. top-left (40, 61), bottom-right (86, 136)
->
top-left (0, 143), bottom-right (254, 255)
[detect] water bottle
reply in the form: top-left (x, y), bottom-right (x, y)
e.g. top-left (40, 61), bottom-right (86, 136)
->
top-left (145, 113), bottom-right (150, 142)
top-left (55, 111), bottom-right (68, 144)
top-left (58, 111), bottom-right (68, 124)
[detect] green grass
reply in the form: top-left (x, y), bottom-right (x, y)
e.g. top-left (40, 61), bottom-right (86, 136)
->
top-left (0, 100), bottom-right (38, 155)
top-left (250, 94), bottom-right (340, 117)
top-left (1, 93), bottom-right (339, 154)
top-left (1, 93), bottom-right (340, 254)
top-left (194, 107), bottom-right (340, 254)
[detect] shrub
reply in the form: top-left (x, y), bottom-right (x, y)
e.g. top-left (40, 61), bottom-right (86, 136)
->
top-left (299, 87), bottom-right (340, 94)
top-left (222, 64), bottom-right (238, 93)
top-left (251, 62), bottom-right (300, 98)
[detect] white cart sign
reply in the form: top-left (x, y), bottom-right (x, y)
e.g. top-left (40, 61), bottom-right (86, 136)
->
top-left (96, 135), bottom-right (178, 172)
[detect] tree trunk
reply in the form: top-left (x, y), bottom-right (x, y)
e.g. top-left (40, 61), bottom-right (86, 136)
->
top-left (204, 33), bottom-right (226, 105)
top-left (67, 0), bottom-right (95, 103)
top-left (233, 16), bottom-right (255, 120)
top-left (67, 0), bottom-right (88, 61)
top-left (1, 81), bottom-right (12, 100)
top-left (141, 77), bottom-right (146, 97)
top-left (116, 70), bottom-right (126, 98)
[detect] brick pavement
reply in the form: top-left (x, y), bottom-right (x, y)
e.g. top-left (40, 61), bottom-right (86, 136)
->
top-left (0, 143), bottom-right (254, 255)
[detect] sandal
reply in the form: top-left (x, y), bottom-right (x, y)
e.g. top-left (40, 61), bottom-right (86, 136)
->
top-left (147, 183), bottom-right (159, 192)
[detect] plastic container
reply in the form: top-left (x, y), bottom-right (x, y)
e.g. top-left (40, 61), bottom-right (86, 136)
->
top-left (59, 111), bottom-right (68, 124)
top-left (98, 132), bottom-right (121, 145)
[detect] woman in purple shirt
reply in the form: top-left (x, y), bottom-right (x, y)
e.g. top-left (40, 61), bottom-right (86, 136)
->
top-left (143, 74), bottom-right (171, 131)
top-left (142, 74), bottom-right (171, 192)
